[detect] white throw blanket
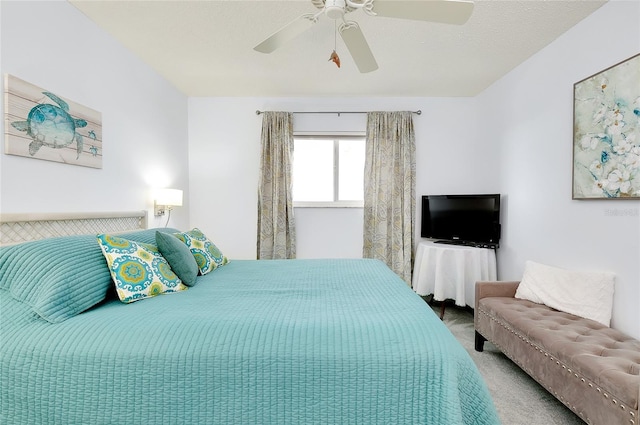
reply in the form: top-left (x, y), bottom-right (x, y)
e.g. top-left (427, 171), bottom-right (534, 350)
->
top-left (515, 261), bottom-right (615, 326)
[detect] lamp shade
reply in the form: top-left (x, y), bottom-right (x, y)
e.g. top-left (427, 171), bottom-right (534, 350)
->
top-left (156, 188), bottom-right (183, 207)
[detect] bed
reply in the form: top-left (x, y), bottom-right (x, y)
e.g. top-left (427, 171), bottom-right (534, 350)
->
top-left (0, 212), bottom-right (500, 425)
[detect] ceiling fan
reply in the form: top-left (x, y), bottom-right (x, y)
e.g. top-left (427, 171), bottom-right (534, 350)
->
top-left (253, 0), bottom-right (474, 73)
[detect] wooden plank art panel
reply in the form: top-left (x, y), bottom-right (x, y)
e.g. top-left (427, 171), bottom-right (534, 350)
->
top-left (4, 74), bottom-right (102, 168)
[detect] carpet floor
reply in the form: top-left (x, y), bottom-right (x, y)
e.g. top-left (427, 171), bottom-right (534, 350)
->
top-left (432, 302), bottom-right (586, 425)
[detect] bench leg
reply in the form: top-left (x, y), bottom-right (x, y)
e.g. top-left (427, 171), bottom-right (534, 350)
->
top-left (475, 331), bottom-right (486, 352)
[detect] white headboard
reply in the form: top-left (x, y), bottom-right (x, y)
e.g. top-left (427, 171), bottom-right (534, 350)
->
top-left (0, 211), bottom-right (148, 246)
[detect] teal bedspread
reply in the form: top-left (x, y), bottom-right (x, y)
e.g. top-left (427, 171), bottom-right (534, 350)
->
top-left (1, 258), bottom-right (499, 425)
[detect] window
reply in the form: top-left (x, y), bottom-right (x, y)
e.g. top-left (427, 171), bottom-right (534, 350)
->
top-left (293, 135), bottom-right (365, 207)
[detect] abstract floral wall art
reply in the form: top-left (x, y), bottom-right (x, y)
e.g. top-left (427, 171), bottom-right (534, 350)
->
top-left (573, 53), bottom-right (640, 199)
top-left (4, 74), bottom-right (102, 168)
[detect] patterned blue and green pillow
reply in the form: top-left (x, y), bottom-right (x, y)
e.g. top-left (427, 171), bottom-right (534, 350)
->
top-left (97, 234), bottom-right (188, 303)
top-left (173, 228), bottom-right (229, 275)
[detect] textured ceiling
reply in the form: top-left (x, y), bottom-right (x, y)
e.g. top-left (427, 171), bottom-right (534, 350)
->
top-left (69, 0), bottom-right (608, 97)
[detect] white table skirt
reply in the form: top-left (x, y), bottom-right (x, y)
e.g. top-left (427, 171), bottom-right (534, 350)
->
top-left (412, 241), bottom-right (497, 308)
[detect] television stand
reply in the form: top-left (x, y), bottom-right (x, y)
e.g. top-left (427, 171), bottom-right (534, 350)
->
top-left (412, 241), bottom-right (497, 318)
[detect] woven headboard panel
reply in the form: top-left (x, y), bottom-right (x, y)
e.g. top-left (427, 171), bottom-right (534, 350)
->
top-left (0, 211), bottom-right (148, 246)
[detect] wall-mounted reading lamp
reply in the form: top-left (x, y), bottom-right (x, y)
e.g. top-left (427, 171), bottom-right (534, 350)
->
top-left (154, 188), bottom-right (183, 226)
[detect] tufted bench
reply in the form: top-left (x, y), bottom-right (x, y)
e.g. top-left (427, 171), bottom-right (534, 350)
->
top-left (474, 281), bottom-right (640, 425)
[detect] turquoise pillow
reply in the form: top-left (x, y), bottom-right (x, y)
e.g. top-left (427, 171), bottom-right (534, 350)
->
top-left (173, 228), bottom-right (230, 275)
top-left (0, 229), bottom-right (176, 323)
top-left (155, 231), bottom-right (198, 286)
top-left (97, 234), bottom-right (188, 303)
top-left (0, 235), bottom-right (112, 323)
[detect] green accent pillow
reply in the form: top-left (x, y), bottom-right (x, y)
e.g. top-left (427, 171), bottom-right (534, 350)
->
top-left (173, 228), bottom-right (229, 275)
top-left (155, 231), bottom-right (199, 286)
top-left (97, 234), bottom-right (188, 303)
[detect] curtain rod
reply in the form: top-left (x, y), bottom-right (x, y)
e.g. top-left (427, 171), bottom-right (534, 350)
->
top-left (255, 110), bottom-right (421, 116)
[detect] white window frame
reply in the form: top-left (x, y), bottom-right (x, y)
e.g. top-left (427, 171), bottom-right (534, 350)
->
top-left (293, 132), bottom-right (365, 208)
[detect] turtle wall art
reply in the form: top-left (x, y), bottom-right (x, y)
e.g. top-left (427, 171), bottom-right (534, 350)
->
top-left (4, 74), bottom-right (102, 168)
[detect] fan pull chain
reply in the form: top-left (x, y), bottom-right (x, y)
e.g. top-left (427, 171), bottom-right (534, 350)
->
top-left (329, 20), bottom-right (341, 68)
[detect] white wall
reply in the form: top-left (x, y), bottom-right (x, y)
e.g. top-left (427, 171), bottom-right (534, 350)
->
top-left (188, 97), bottom-right (501, 260)
top-left (0, 1), bottom-right (190, 230)
top-left (477, 0), bottom-right (640, 338)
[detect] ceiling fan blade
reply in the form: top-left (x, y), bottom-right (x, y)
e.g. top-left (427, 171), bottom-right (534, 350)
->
top-left (254, 14), bottom-right (317, 53)
top-left (372, 0), bottom-right (474, 25)
top-left (339, 22), bottom-right (378, 73)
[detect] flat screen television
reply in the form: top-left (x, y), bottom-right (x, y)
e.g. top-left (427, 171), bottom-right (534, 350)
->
top-left (421, 194), bottom-right (501, 248)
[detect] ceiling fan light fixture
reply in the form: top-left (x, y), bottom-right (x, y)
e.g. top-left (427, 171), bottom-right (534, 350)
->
top-left (254, 0), bottom-right (476, 73)
top-left (325, 0), bottom-right (346, 19)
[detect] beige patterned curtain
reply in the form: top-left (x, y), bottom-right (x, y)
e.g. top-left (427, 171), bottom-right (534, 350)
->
top-left (363, 111), bottom-right (415, 284)
top-left (257, 112), bottom-right (296, 259)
